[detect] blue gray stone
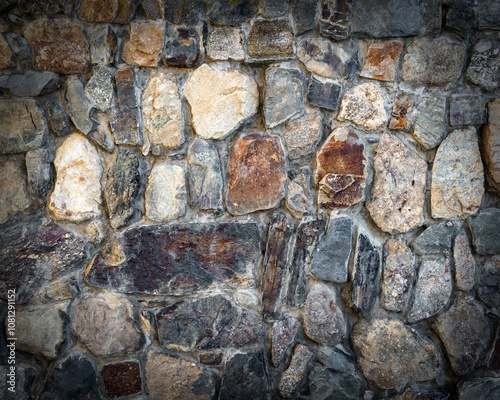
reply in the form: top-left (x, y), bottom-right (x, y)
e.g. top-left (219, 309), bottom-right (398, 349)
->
top-left (470, 209), bottom-right (500, 255)
top-left (306, 75), bottom-right (341, 111)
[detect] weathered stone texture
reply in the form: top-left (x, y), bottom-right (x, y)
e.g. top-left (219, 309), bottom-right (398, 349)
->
top-left (85, 66), bottom-right (113, 112)
top-left (184, 64), bottom-right (258, 140)
top-left (454, 235), bottom-right (476, 291)
top-left (122, 21), bottom-right (165, 67)
top-left (86, 223), bottom-right (261, 294)
top-left (226, 131), bottom-right (287, 215)
top-left (306, 75), bottom-right (341, 111)
top-left (0, 34), bottom-right (13, 70)
top-left (389, 91), bottom-right (415, 131)
top-left (431, 129), bottom-right (484, 219)
top-left (89, 112), bottom-right (115, 153)
top-left (23, 18), bottom-right (89, 74)
top-left (25, 149), bottom-right (52, 198)
top-left (111, 67), bottom-right (140, 145)
top-left (88, 25), bottom-right (117, 66)
top-left (0, 161), bottom-right (32, 224)
top-left (367, 134), bottom-right (427, 233)
top-left (413, 89), bottom-right (447, 150)
top-left (412, 222), bottom-right (454, 255)
top-left (319, 0), bottom-right (350, 40)
top-left (360, 41), bottom-right (404, 81)
top-left (247, 20), bottom-right (294, 61)
top-left (101, 361), bottom-right (142, 398)
top-left (445, 0), bottom-right (477, 39)
top-left (457, 378), bottom-right (500, 400)
top-left (262, 0), bottom-right (288, 17)
top-left (293, 0), bottom-right (319, 35)
top-left (0, 71), bottom-right (60, 97)
top-left (286, 169), bottom-right (314, 218)
top-left (477, 257), bottom-right (500, 311)
top-left (315, 127), bottom-right (367, 209)
top-left (470, 209), bottom-right (500, 255)
top-left (282, 109), bottom-right (322, 160)
top-left (163, 27), bottom-right (200, 68)
top-left (280, 344), bottom-right (313, 397)
top-left (208, 27), bottom-right (245, 61)
top-left (45, 100), bottom-right (70, 136)
top-left (351, 318), bottom-right (442, 389)
top-left (207, 0), bottom-right (258, 25)
top-left (478, 1), bottom-right (500, 30)
top-left (450, 94), bottom-right (487, 127)
top-left (65, 76), bottom-right (95, 135)
top-left (272, 316), bottom-right (300, 367)
top-left (483, 99), bottom-right (500, 194)
top-left (467, 38), bottom-right (500, 91)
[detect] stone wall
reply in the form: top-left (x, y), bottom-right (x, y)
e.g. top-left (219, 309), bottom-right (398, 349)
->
top-left (0, 0), bottom-right (500, 399)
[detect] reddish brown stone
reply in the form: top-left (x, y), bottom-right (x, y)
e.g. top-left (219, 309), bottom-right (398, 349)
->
top-left (122, 22), bottom-right (165, 67)
top-left (79, 0), bottom-right (119, 21)
top-left (23, 18), bottom-right (89, 74)
top-left (226, 131), bottom-right (287, 215)
top-left (389, 91), bottom-right (415, 131)
top-left (101, 361), bottom-right (142, 398)
top-left (315, 127), bottom-right (366, 209)
top-left (360, 41), bottom-right (403, 81)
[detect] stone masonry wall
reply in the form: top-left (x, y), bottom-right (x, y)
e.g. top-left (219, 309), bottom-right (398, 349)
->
top-left (0, 0), bottom-right (500, 399)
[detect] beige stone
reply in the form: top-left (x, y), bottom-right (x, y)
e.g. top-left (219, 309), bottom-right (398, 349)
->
top-left (431, 129), bottom-right (484, 219)
top-left (122, 21), bottom-right (165, 67)
top-left (483, 99), bottom-right (500, 195)
top-left (367, 134), bottom-right (427, 233)
top-left (0, 34), bottom-right (13, 70)
top-left (183, 64), bottom-right (259, 140)
top-left (142, 71), bottom-right (184, 150)
top-left (0, 160), bottom-right (32, 224)
top-left (282, 109), bottom-right (322, 160)
top-left (207, 27), bottom-right (245, 61)
top-left (49, 134), bottom-right (103, 222)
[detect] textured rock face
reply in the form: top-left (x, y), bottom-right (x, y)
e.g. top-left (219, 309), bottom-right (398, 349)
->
top-left (338, 83), bottom-right (387, 131)
top-left (183, 64), bottom-right (258, 140)
top-left (466, 38), bottom-right (500, 91)
top-left (411, 222), bottom-right (454, 255)
top-left (226, 131), bottom-right (287, 215)
top-left (381, 240), bottom-right (415, 313)
top-left (207, 27), bottom-right (245, 61)
top-left (319, 0), bottom-right (350, 40)
top-left (413, 89), bottom-right (446, 150)
top-left (408, 257), bottom-right (452, 323)
top-left (145, 353), bottom-right (217, 400)
top-left (280, 344), bottom-right (313, 397)
top-left (101, 361), bottom-right (142, 398)
top-left (360, 41), bottom-right (403, 81)
top-left (431, 129), bottom-right (484, 219)
top-left (72, 293), bottom-right (144, 358)
top-left (23, 18), bottom-right (89, 74)
top-left (163, 26), bottom-right (200, 68)
top-left (477, 257), bottom-right (500, 311)
top-left (450, 94), bottom-right (487, 127)
top-left (306, 75), bottom-right (341, 111)
top-left (271, 316), bottom-right (300, 367)
top-left (86, 223), bottom-right (261, 294)
top-left (483, 99), bottom-right (500, 194)
top-left (286, 169), bottom-right (314, 218)
top-left (0, 161), bottom-right (32, 224)
top-left (293, 0), bottom-right (319, 35)
top-left (122, 21), bottom-right (165, 67)
top-left (454, 235), bottom-right (476, 291)
top-left (367, 134), bottom-right (427, 233)
top-left (303, 284), bottom-right (346, 346)
top-left (0, 71), bottom-right (60, 97)
top-left (88, 25), bottom-right (117, 65)
top-left (0, 34), bottom-right (13, 70)
top-left (111, 67), bottom-right (140, 145)
top-left (142, 71), bottom-right (184, 150)
top-left (401, 37), bottom-right (466, 84)
top-left (49, 134), bottom-right (103, 222)
top-left (469, 209), bottom-right (500, 255)
top-left (65, 76), bottom-right (94, 135)
top-left (207, 0), bottom-right (258, 24)
top-left (315, 127), bottom-right (367, 209)
top-left (282, 109), bottom-right (322, 160)
top-left (389, 91), bottom-right (415, 131)
top-left (25, 149), bottom-right (52, 198)
top-left (85, 65), bottom-right (113, 112)
top-left (457, 378), bottom-right (500, 400)
top-left (0, 99), bottom-right (47, 154)
top-left (78, 0), bottom-right (135, 22)
top-left (351, 318), bottom-right (442, 389)
top-left (247, 20), bottom-right (294, 61)
top-left (164, 0), bottom-right (202, 24)
top-left (45, 100), bottom-right (70, 136)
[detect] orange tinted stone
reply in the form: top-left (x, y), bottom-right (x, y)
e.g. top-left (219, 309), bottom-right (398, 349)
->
top-left (360, 41), bottom-right (403, 81)
top-left (79, 0), bottom-right (119, 21)
top-left (122, 22), bottom-right (165, 67)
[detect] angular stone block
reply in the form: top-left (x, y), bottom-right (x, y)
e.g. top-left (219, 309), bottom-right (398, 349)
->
top-left (306, 75), bottom-right (341, 111)
top-left (247, 20), bottom-right (294, 61)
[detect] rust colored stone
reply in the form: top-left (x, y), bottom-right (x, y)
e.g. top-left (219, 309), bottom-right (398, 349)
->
top-left (360, 41), bottom-right (403, 81)
top-left (315, 127), bottom-right (366, 209)
top-left (101, 361), bottom-right (142, 398)
top-left (226, 131), bottom-right (287, 215)
top-left (389, 91), bottom-right (415, 131)
top-left (122, 22), bottom-right (165, 67)
top-left (79, 0), bottom-right (119, 21)
top-left (23, 18), bottom-right (89, 74)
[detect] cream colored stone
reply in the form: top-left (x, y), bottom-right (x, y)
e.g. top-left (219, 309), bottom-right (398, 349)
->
top-left (142, 71), bottom-right (184, 149)
top-left (49, 134), bottom-right (103, 222)
top-left (145, 163), bottom-right (186, 222)
top-left (0, 160), bottom-right (32, 224)
top-left (122, 21), bottom-right (165, 67)
top-left (183, 64), bottom-right (259, 140)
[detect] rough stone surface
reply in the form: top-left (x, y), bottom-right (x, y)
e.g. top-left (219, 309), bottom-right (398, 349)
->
top-left (0, 99), bottom-right (47, 154)
top-left (431, 129), bottom-right (484, 219)
top-left (470, 209), bottom-right (500, 255)
top-left (477, 257), bottom-right (500, 311)
top-left (86, 222), bottom-right (261, 294)
top-left (0, 161), bottom-right (32, 224)
top-left (23, 18), bottom-right (89, 74)
top-left (142, 71), bottom-right (184, 150)
top-left (351, 234), bottom-right (381, 316)
top-left (272, 316), bottom-right (300, 367)
top-left (433, 296), bottom-right (490, 376)
top-left (308, 363), bottom-right (364, 400)
top-left (450, 94), bottom-right (487, 127)
top-left (45, 100), bottom-right (70, 136)
top-left (319, 0), bottom-right (350, 40)
top-left (261, 213), bottom-right (294, 319)
top-left (72, 293), bottom-right (144, 358)
top-left (145, 352), bottom-right (217, 400)
top-left (163, 26), bottom-right (200, 68)
top-left (297, 37), bottom-right (357, 80)
top-left (292, 0), bottom-right (319, 35)
top-left (141, 0), bottom-right (164, 19)
top-left (454, 235), bottom-right (476, 291)
top-left (264, 67), bottom-right (306, 128)
top-left (338, 83), bottom-right (387, 131)
top-left (389, 91), bottom-right (415, 131)
top-left (219, 351), bottom-right (271, 400)
top-left (286, 168), bottom-right (314, 218)
top-left (226, 131), bottom-right (287, 215)
top-left (0, 34), bottom-right (13, 70)
top-left (411, 222), bottom-right (454, 255)
top-left (478, 1), bottom-right (500, 30)
top-left (247, 20), bottom-right (294, 61)
top-left (122, 21), bottom-right (165, 67)
top-left (101, 361), bottom-right (142, 398)
top-left (466, 38), bottom-right (500, 91)
top-left (89, 112), bottom-right (115, 153)
top-left (483, 99), bottom-right (500, 194)
top-left (262, 0), bottom-right (288, 17)
top-left (208, 27), bottom-right (245, 61)
top-left (360, 41), bottom-right (403, 81)
top-left (49, 134), bottom-right (103, 222)
top-left (65, 76), bottom-right (95, 135)
top-left (282, 109), bottom-right (322, 160)
top-left (280, 344), bottom-right (313, 397)
top-left (156, 295), bottom-right (262, 350)
top-left (164, 0), bottom-right (201, 24)
top-left (490, 330), bottom-right (500, 371)
top-left (408, 257), bottom-right (452, 323)
top-left (413, 89), bottom-right (446, 150)
top-left (0, 71), bottom-right (60, 96)
top-left (88, 25), bottom-right (117, 65)
top-left (311, 216), bottom-right (353, 283)
top-left (445, 0), bottom-right (477, 39)
top-left (306, 75), bottom-right (341, 111)
top-left (25, 148), bottom-right (52, 198)
top-left (183, 64), bottom-right (258, 140)
top-left (85, 65), bottom-right (113, 112)
top-left (207, 0), bottom-right (258, 25)
top-left (111, 67), bottom-right (140, 145)
top-left (381, 239), bottom-right (415, 313)
top-left (303, 283), bottom-right (346, 346)
top-left (367, 134), bottom-right (427, 233)
top-left (315, 127), bottom-right (367, 209)
top-left (78, 0), bottom-right (136, 22)
top-left (187, 137), bottom-right (224, 214)
top-left (457, 378), bottom-right (500, 400)
top-left (39, 277), bottom-right (80, 302)
top-left (401, 37), bottom-right (466, 85)
top-left (351, 318), bottom-right (442, 389)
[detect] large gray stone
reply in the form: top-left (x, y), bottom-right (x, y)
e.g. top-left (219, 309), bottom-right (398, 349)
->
top-left (0, 71), bottom-right (59, 96)
top-left (306, 75), bottom-right (342, 111)
top-left (65, 76), bottom-right (95, 135)
top-left (457, 378), bottom-right (500, 400)
top-left (25, 148), bottom-right (52, 198)
top-left (111, 67), bottom-right (140, 145)
top-left (0, 161), bottom-right (32, 224)
top-left (445, 0), bottom-right (477, 39)
top-left (450, 94), bottom-right (487, 126)
top-left (477, 257), bottom-right (500, 311)
top-left (470, 209), bottom-right (500, 255)
top-left (292, 0), bottom-right (319, 35)
top-left (467, 37), bottom-right (500, 91)
top-left (411, 222), bottom-right (454, 255)
top-left (413, 89), bottom-right (446, 150)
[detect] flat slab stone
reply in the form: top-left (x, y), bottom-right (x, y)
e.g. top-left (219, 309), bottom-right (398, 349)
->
top-left (49, 134), bottom-right (103, 222)
top-left (156, 295), bottom-right (262, 350)
top-left (207, 0), bottom-right (258, 25)
top-left (101, 361), bottom-right (142, 398)
top-left (111, 67), bottom-right (140, 145)
top-left (0, 161), bottom-right (32, 224)
top-left (306, 75), bottom-right (341, 111)
top-left (450, 94), bottom-right (487, 126)
top-left (262, 0), bottom-right (288, 17)
top-left (445, 0), bottom-right (476, 39)
top-left (367, 134), bottom-right (427, 233)
top-left (282, 109), bottom-right (322, 160)
top-left (319, 0), bottom-right (350, 40)
top-left (466, 37), bottom-right (500, 91)
top-left (272, 316), bottom-right (300, 367)
top-left (411, 222), bottom-right (454, 255)
top-left (183, 64), bottom-right (258, 140)
top-left (247, 20), bottom-right (294, 61)
top-left (351, 318), bottom-right (442, 389)
top-left (454, 235), bottom-right (476, 291)
top-left (431, 129), bottom-right (484, 219)
top-left (0, 99), bottom-right (47, 154)
top-left (470, 209), bottom-right (500, 255)
top-left (86, 222), bottom-right (261, 295)
top-left (226, 131), bottom-right (287, 215)
top-left (122, 21), bottom-right (165, 67)
top-left (413, 89), bottom-right (446, 150)
top-left (23, 18), bottom-right (89, 74)
top-left (163, 26), bottom-right (200, 68)
top-left (360, 41), bottom-right (403, 81)
top-left (401, 37), bottom-right (466, 85)
top-left (315, 127), bottom-right (367, 209)
top-left (207, 27), bottom-right (245, 61)
top-left (408, 257), bottom-right (452, 323)
top-left (483, 99), bottom-right (500, 194)
top-left (0, 71), bottom-right (60, 96)
top-left (65, 76), bottom-right (95, 135)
